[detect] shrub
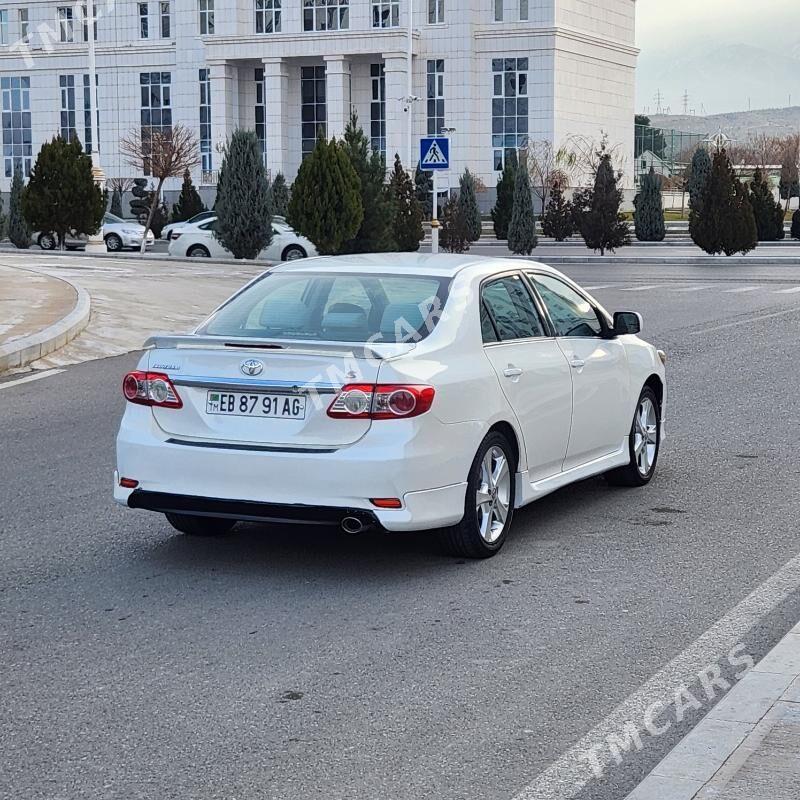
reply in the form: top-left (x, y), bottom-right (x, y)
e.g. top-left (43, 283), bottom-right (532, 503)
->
top-left (491, 151), bottom-right (517, 240)
top-left (507, 167), bottom-right (537, 255)
top-left (414, 166), bottom-right (433, 219)
top-left (269, 172), bottom-right (290, 217)
top-left (575, 152), bottom-right (630, 254)
top-left (792, 208), bottom-right (800, 240)
top-left (389, 155), bottom-right (424, 251)
top-left (8, 162), bottom-right (31, 248)
top-left (633, 167), bottom-right (665, 241)
top-left (171, 170), bottom-right (206, 222)
top-left (439, 197), bottom-right (470, 253)
top-left (687, 148), bottom-right (712, 212)
top-left (458, 169), bottom-right (482, 242)
top-left (541, 182), bottom-right (573, 241)
top-left (749, 168), bottom-right (784, 241)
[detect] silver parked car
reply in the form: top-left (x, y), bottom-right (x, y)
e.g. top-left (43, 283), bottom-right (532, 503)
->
top-left (34, 213), bottom-right (154, 252)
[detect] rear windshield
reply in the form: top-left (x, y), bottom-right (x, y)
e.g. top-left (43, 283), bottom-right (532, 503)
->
top-left (199, 271), bottom-right (450, 344)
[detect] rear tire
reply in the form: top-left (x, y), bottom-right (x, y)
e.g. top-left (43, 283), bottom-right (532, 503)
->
top-left (165, 513), bottom-right (236, 537)
top-left (187, 244), bottom-right (211, 258)
top-left (105, 233), bottom-right (123, 252)
top-left (282, 244), bottom-right (307, 261)
top-left (38, 233), bottom-right (56, 250)
top-left (440, 431), bottom-right (516, 559)
top-left (605, 386), bottom-right (661, 487)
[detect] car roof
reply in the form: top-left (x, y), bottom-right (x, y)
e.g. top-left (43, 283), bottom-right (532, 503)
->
top-left (271, 253), bottom-right (559, 278)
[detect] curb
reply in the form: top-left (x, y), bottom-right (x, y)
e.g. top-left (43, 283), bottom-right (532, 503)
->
top-left (0, 268), bottom-right (91, 372)
top-left (503, 255), bottom-right (800, 266)
top-left (625, 621), bottom-right (800, 799)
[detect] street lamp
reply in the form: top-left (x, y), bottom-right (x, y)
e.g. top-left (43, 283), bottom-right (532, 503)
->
top-left (404, 0), bottom-right (419, 169)
top-left (85, 0), bottom-right (104, 252)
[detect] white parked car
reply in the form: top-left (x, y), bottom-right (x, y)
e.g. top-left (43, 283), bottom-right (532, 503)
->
top-left (161, 210), bottom-right (216, 241)
top-left (36, 213), bottom-right (154, 252)
top-left (115, 254), bottom-right (666, 559)
top-left (167, 216), bottom-right (317, 261)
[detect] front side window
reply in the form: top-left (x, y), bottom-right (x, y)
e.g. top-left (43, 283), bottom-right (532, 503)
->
top-left (492, 57), bottom-right (528, 171)
top-left (2, 76), bottom-right (32, 177)
top-left (482, 275), bottom-right (545, 341)
top-left (303, 0), bottom-right (348, 31)
top-left (255, 0), bottom-right (281, 32)
top-left (139, 2), bottom-right (149, 38)
top-left (200, 273), bottom-right (449, 344)
top-left (428, 0), bottom-right (443, 24)
top-left (529, 274), bottom-right (603, 338)
top-left (199, 0), bottom-right (214, 34)
top-left (426, 59), bottom-right (444, 136)
top-left (57, 7), bottom-right (74, 42)
top-left (372, 0), bottom-right (398, 28)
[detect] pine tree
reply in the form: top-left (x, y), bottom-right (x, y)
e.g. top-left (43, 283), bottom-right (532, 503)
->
top-left (541, 182), bottom-right (573, 241)
top-left (288, 132), bottom-right (363, 255)
top-left (340, 113), bottom-right (395, 253)
top-left (507, 167), bottom-right (537, 255)
top-left (414, 166), bottom-right (433, 219)
top-left (269, 172), bottom-right (290, 217)
top-left (690, 149), bottom-right (757, 256)
top-left (793, 208), bottom-right (800, 241)
top-left (687, 148), bottom-right (712, 213)
top-left (214, 129), bottom-right (273, 259)
top-left (22, 135), bottom-right (105, 248)
top-left (8, 162), bottom-right (31, 248)
top-left (458, 168), bottom-right (482, 242)
top-left (389, 155), bottom-right (423, 251)
top-left (491, 150), bottom-right (517, 240)
top-left (110, 187), bottom-right (123, 217)
top-left (576, 152), bottom-right (630, 255)
top-left (749, 168), bottom-right (784, 241)
top-left (779, 157), bottom-right (799, 205)
top-left (633, 167), bottom-right (665, 242)
top-left (439, 197), bottom-right (470, 253)
top-left (171, 170), bottom-right (206, 222)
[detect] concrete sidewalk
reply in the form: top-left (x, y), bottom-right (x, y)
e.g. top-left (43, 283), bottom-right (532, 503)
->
top-left (627, 624), bottom-right (800, 799)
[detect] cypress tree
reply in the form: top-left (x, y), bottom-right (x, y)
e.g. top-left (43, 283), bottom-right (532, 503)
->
top-left (414, 166), bottom-right (433, 219)
top-left (749, 168), bottom-right (784, 241)
top-left (340, 112), bottom-right (395, 253)
top-left (779, 157), bottom-right (799, 205)
top-left (171, 170), bottom-right (206, 222)
top-left (507, 166), bottom-right (537, 255)
top-left (129, 178), bottom-right (150, 223)
top-left (792, 208), bottom-right (800, 240)
top-left (439, 197), bottom-right (470, 253)
top-left (690, 149), bottom-right (757, 256)
top-left (8, 162), bottom-right (31, 248)
top-left (22, 135), bottom-right (105, 248)
top-left (458, 168), bottom-right (482, 242)
top-left (491, 150), bottom-right (517, 240)
top-left (214, 129), bottom-right (272, 259)
top-left (577, 152), bottom-right (630, 255)
top-left (541, 182), bottom-right (573, 241)
top-left (389, 154), bottom-right (423, 251)
top-left (110, 187), bottom-right (123, 217)
top-left (288, 132), bottom-right (363, 255)
top-left (269, 172), bottom-right (290, 217)
top-left (633, 167), bottom-right (666, 241)
top-left (687, 148), bottom-right (712, 213)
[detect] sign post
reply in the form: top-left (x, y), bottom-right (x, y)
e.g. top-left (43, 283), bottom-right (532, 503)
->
top-left (419, 137), bottom-right (450, 254)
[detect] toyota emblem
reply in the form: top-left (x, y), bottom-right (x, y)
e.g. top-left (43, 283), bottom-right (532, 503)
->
top-left (240, 359), bottom-right (264, 376)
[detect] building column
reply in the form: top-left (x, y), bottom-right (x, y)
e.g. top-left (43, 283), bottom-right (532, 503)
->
top-left (324, 56), bottom-right (351, 140)
top-left (383, 53), bottom-right (410, 168)
top-left (208, 60), bottom-right (239, 151)
top-left (262, 57), bottom-right (289, 178)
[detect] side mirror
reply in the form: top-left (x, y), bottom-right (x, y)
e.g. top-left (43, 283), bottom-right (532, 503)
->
top-left (613, 311), bottom-right (642, 336)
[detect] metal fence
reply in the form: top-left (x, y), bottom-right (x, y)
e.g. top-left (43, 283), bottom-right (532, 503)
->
top-left (634, 124), bottom-right (707, 187)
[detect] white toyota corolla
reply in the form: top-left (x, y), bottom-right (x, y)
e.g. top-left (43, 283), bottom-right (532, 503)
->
top-left (115, 254), bottom-right (666, 558)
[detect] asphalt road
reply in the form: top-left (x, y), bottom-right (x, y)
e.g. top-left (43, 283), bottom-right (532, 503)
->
top-left (4, 261), bottom-right (800, 800)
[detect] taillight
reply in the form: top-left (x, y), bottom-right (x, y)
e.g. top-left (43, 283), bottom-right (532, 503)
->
top-left (122, 371), bottom-right (183, 409)
top-left (327, 384), bottom-right (435, 420)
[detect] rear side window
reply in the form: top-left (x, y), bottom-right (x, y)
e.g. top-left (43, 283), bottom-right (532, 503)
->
top-left (482, 275), bottom-right (546, 341)
top-left (200, 272), bottom-right (450, 344)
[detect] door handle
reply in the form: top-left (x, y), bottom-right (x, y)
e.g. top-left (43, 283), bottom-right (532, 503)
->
top-left (569, 359), bottom-right (586, 370)
top-left (503, 366), bottom-right (523, 378)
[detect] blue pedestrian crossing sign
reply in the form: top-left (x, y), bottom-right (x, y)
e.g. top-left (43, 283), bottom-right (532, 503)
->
top-left (420, 137), bottom-right (450, 170)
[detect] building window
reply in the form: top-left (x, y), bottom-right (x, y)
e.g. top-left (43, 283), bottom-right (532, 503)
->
top-left (0, 11), bottom-right (8, 44)
top-left (254, 68), bottom-right (266, 164)
top-left (199, 0), bottom-right (214, 34)
top-left (371, 0), bottom-right (398, 28)
top-left (83, 74), bottom-right (98, 154)
top-left (2, 77), bottom-right (32, 177)
top-left (199, 68), bottom-right (211, 171)
top-left (426, 59), bottom-right (444, 136)
top-left (300, 65), bottom-right (326, 158)
top-left (140, 71), bottom-right (171, 174)
top-left (303, 0), bottom-right (348, 31)
top-left (59, 75), bottom-right (77, 141)
top-left (494, 0), bottom-right (502, 21)
top-left (370, 63), bottom-right (385, 157)
top-left (18, 8), bottom-right (28, 40)
top-left (80, 4), bottom-right (97, 41)
top-left (492, 57), bottom-right (528, 171)
top-left (139, 3), bottom-right (149, 38)
top-left (255, 0), bottom-right (280, 32)
top-left (519, 0), bottom-right (527, 20)
top-left (57, 7), bottom-right (74, 42)
top-left (160, 1), bottom-right (170, 37)
top-left (428, 0), bottom-right (443, 24)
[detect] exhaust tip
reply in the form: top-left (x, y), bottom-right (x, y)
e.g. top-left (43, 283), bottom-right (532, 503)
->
top-left (341, 516), bottom-right (364, 535)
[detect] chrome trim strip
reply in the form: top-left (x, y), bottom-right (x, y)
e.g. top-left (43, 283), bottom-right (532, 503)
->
top-left (170, 375), bottom-right (339, 395)
top-left (166, 438), bottom-right (338, 454)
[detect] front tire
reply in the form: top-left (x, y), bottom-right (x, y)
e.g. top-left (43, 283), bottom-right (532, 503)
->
top-left (605, 386), bottom-right (661, 487)
top-left (165, 513), bottom-right (236, 537)
top-left (440, 432), bottom-right (516, 559)
top-left (38, 233), bottom-right (56, 250)
top-left (105, 233), bottom-right (123, 252)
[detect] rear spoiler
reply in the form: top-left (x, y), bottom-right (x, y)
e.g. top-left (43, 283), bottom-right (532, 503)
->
top-left (142, 333), bottom-right (415, 361)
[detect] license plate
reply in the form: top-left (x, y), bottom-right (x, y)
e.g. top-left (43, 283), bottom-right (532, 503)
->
top-left (206, 391), bottom-right (307, 419)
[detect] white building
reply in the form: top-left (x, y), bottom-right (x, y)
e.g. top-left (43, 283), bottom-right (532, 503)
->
top-left (0, 0), bottom-right (637, 195)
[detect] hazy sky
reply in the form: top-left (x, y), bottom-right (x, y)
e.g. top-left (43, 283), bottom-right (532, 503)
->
top-left (636, 0), bottom-right (800, 115)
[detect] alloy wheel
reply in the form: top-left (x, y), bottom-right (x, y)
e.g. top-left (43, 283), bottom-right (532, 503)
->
top-left (476, 446), bottom-right (511, 543)
top-left (634, 397), bottom-right (658, 476)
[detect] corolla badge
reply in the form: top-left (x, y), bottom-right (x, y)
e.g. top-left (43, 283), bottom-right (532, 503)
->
top-left (240, 359), bottom-right (264, 376)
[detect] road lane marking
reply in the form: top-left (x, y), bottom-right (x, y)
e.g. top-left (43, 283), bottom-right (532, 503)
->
top-left (584, 285), bottom-right (615, 291)
top-left (511, 548), bottom-right (800, 800)
top-left (774, 286), bottom-right (800, 294)
top-left (689, 306), bottom-right (800, 335)
top-left (618, 285), bottom-right (666, 292)
top-left (0, 368), bottom-right (65, 390)
top-left (722, 286), bottom-right (761, 293)
top-left (669, 286), bottom-right (713, 292)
